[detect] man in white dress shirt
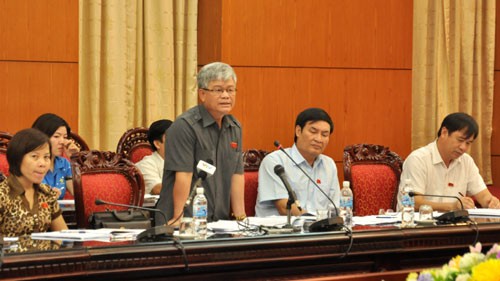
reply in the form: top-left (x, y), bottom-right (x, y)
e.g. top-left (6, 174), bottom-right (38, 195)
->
top-left (136, 119), bottom-right (172, 195)
top-left (397, 112), bottom-right (500, 211)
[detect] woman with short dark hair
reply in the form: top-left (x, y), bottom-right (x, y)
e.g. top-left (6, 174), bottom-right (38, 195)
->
top-left (0, 128), bottom-right (68, 236)
top-left (32, 113), bottom-right (80, 199)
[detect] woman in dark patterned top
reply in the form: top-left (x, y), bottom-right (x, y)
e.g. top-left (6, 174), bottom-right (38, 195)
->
top-left (0, 128), bottom-right (68, 237)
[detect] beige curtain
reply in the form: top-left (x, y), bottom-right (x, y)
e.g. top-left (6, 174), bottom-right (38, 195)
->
top-left (412, 0), bottom-right (495, 184)
top-left (79, 0), bottom-right (198, 151)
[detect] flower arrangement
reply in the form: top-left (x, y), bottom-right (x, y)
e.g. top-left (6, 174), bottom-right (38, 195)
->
top-left (407, 242), bottom-right (500, 281)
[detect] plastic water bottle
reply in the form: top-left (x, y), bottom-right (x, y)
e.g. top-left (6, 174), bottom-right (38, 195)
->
top-left (401, 179), bottom-right (415, 227)
top-left (339, 181), bottom-right (353, 228)
top-left (193, 187), bottom-right (208, 239)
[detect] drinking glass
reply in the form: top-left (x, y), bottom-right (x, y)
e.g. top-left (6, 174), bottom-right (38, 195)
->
top-left (179, 217), bottom-right (194, 236)
top-left (419, 205), bottom-right (433, 221)
top-left (316, 209), bottom-right (328, 221)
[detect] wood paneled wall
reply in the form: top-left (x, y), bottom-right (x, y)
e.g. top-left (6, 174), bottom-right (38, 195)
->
top-left (3, 0), bottom-right (500, 184)
top-left (198, 0), bottom-right (413, 180)
top-left (491, 2), bottom-right (500, 184)
top-left (0, 0), bottom-right (78, 134)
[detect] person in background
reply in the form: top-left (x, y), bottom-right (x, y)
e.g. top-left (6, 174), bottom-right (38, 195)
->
top-left (397, 112), bottom-right (500, 212)
top-left (255, 108), bottom-right (340, 217)
top-left (0, 128), bottom-right (68, 236)
top-left (156, 62), bottom-right (246, 226)
top-left (32, 113), bottom-right (80, 199)
top-left (136, 119), bottom-right (173, 195)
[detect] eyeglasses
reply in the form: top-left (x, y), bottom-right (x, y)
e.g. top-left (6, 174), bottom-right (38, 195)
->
top-left (202, 88), bottom-right (237, 95)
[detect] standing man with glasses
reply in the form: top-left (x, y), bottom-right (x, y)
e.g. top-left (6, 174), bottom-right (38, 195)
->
top-left (156, 62), bottom-right (246, 226)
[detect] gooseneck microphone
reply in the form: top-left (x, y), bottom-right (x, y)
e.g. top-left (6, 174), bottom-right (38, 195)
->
top-left (274, 140), bottom-right (339, 216)
top-left (408, 192), bottom-right (465, 210)
top-left (95, 198), bottom-right (174, 242)
top-left (274, 140), bottom-right (343, 232)
top-left (408, 192), bottom-right (469, 223)
top-left (274, 165), bottom-right (302, 211)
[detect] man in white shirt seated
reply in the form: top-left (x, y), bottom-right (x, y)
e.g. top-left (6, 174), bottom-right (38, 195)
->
top-left (136, 119), bottom-right (172, 195)
top-left (397, 112), bottom-right (500, 212)
top-left (255, 108), bottom-right (340, 217)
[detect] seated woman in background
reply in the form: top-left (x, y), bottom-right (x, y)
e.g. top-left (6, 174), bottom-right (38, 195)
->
top-left (32, 113), bottom-right (80, 199)
top-left (0, 128), bottom-right (68, 236)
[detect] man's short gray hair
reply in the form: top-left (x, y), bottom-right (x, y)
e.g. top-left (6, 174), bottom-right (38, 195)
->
top-left (197, 62), bottom-right (237, 89)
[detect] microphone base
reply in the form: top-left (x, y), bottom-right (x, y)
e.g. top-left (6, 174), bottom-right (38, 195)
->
top-left (137, 225), bottom-right (174, 242)
top-left (308, 217), bottom-right (344, 232)
top-left (436, 210), bottom-right (470, 224)
top-left (262, 226), bottom-right (296, 235)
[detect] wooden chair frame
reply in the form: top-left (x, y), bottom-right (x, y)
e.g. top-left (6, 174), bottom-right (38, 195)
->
top-left (116, 127), bottom-right (151, 163)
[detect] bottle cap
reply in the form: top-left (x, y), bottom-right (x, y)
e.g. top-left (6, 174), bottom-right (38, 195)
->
top-left (342, 181), bottom-right (350, 188)
top-left (196, 187), bottom-right (204, 194)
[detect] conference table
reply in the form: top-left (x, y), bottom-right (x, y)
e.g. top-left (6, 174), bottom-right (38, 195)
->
top-left (1, 217), bottom-right (499, 280)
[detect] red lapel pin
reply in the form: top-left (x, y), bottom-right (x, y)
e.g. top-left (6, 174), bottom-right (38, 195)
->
top-left (230, 142), bottom-right (238, 149)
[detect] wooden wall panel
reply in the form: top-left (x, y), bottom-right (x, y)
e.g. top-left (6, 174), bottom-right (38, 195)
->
top-left (487, 0), bottom-right (500, 184)
top-left (496, 0), bottom-right (500, 70)
top-left (197, 0), bottom-right (222, 64)
top-left (198, 0), bottom-right (413, 186)
top-left (0, 0), bottom-right (79, 135)
top-left (218, 0), bottom-right (412, 68)
top-left (492, 72), bottom-right (500, 156)
top-left (0, 62), bottom-right (78, 133)
top-left (492, 71), bottom-right (500, 183)
top-left (231, 67), bottom-right (412, 161)
top-left (0, 0), bottom-right (78, 62)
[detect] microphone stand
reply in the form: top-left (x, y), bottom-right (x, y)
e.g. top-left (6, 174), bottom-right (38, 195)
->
top-left (95, 199), bottom-right (174, 242)
top-left (274, 140), bottom-right (343, 232)
top-left (408, 192), bottom-right (469, 224)
top-left (285, 197), bottom-right (294, 228)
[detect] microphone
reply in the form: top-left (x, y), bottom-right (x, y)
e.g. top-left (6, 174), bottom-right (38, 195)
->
top-left (408, 192), bottom-right (469, 224)
top-left (273, 140), bottom-right (343, 232)
top-left (185, 159), bottom-right (216, 207)
top-left (95, 198), bottom-right (174, 242)
top-left (274, 164), bottom-right (302, 211)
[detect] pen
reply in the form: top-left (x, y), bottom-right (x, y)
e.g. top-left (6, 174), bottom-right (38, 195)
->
top-left (61, 230), bottom-right (87, 233)
top-left (458, 192), bottom-right (477, 209)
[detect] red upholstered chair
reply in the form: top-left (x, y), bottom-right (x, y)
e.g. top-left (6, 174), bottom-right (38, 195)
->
top-left (242, 149), bottom-right (268, 217)
top-left (71, 150), bottom-right (145, 228)
top-left (116, 127), bottom-right (152, 163)
top-left (343, 144), bottom-right (403, 216)
top-left (0, 131), bottom-right (12, 176)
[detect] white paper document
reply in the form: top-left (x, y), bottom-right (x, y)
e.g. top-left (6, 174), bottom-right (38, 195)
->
top-left (353, 215), bottom-right (401, 225)
top-left (467, 208), bottom-right (500, 217)
top-left (31, 228), bottom-right (145, 242)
